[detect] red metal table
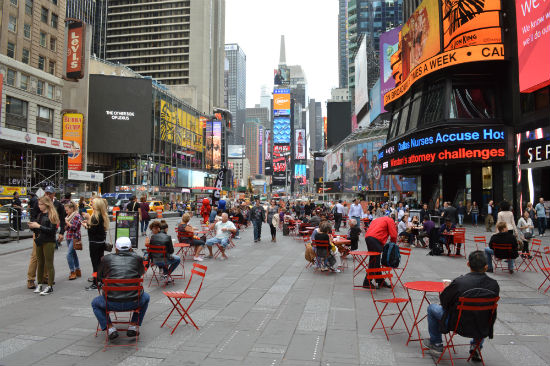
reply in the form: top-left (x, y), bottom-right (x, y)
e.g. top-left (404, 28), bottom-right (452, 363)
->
top-left (403, 281), bottom-right (445, 356)
top-left (349, 250), bottom-right (381, 288)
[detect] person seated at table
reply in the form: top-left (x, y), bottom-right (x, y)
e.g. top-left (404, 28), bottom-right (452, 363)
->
top-left (177, 213), bottom-right (206, 262)
top-left (439, 219), bottom-right (458, 255)
top-left (398, 214), bottom-right (414, 246)
top-left (205, 213), bottom-right (236, 260)
top-left (348, 219), bottom-right (362, 251)
top-left (309, 212), bottom-right (321, 227)
top-left (423, 250), bottom-right (499, 362)
top-left (160, 220), bottom-right (169, 234)
top-left (313, 221), bottom-right (336, 271)
top-left (92, 237), bottom-right (149, 340)
top-left (418, 215), bottom-right (434, 248)
top-left (148, 221), bottom-right (180, 281)
top-left (229, 208), bottom-right (243, 238)
top-left (485, 221), bottom-right (519, 274)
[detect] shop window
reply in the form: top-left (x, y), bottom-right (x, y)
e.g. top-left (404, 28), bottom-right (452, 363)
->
top-left (20, 74), bottom-right (29, 90)
top-left (6, 69), bottom-right (16, 86)
top-left (7, 42), bottom-right (16, 58)
top-left (449, 87), bottom-right (496, 119)
top-left (482, 166), bottom-right (492, 190)
top-left (419, 83), bottom-right (445, 125)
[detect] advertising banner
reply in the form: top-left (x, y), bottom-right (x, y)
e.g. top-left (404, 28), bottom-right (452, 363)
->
top-left (515, 0), bottom-right (550, 92)
top-left (273, 144), bottom-right (290, 184)
top-left (442, 0), bottom-right (502, 51)
top-left (295, 129), bottom-right (306, 160)
top-left (354, 37), bottom-right (369, 115)
top-left (274, 67), bottom-right (290, 86)
top-left (264, 129), bottom-right (271, 160)
top-left (294, 164), bottom-right (307, 185)
top-left (380, 27), bottom-right (402, 112)
top-left (62, 113), bottom-right (83, 171)
top-left (258, 126), bottom-right (263, 174)
top-left (273, 117), bottom-right (291, 144)
top-left (273, 89), bottom-right (291, 115)
top-left (160, 100), bottom-right (203, 152)
top-left (66, 21), bottom-right (85, 79)
top-left (212, 169), bottom-right (225, 203)
top-left (205, 121), bottom-right (221, 170)
top-left (0, 186), bottom-right (27, 196)
top-left (115, 211), bottom-right (139, 249)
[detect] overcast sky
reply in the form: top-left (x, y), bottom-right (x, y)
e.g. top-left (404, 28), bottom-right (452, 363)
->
top-left (225, 0), bottom-right (339, 110)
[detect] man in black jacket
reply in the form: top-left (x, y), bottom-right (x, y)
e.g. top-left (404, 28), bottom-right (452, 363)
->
top-left (92, 237), bottom-right (149, 340)
top-left (148, 221), bottom-right (180, 280)
top-left (485, 221), bottom-right (519, 274)
top-left (424, 251), bottom-right (500, 361)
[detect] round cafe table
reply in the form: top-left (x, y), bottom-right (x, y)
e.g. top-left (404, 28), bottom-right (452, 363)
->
top-left (403, 281), bottom-right (445, 356)
top-left (349, 251), bottom-right (381, 288)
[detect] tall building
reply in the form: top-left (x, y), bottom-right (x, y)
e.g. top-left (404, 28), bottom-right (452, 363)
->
top-left (92, 0), bottom-right (108, 59)
top-left (244, 119), bottom-right (263, 176)
top-left (260, 85), bottom-right (271, 113)
top-left (245, 107), bottom-right (270, 130)
top-left (338, 0), bottom-right (348, 88)
top-left (224, 43), bottom-right (246, 145)
top-left (66, 0), bottom-right (95, 24)
top-left (0, 0), bottom-right (68, 189)
top-left (308, 99), bottom-right (323, 152)
top-left (104, 0), bottom-right (225, 114)
top-left (228, 157), bottom-right (250, 187)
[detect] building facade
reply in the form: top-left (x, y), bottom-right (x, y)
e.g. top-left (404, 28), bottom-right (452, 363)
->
top-left (228, 157), bottom-right (250, 187)
top-left (245, 107), bottom-right (270, 130)
top-left (308, 99), bottom-right (323, 152)
top-left (224, 43), bottom-right (246, 145)
top-left (338, 0), bottom-right (348, 89)
top-left (66, 0), bottom-right (95, 24)
top-left (244, 119), bottom-right (263, 176)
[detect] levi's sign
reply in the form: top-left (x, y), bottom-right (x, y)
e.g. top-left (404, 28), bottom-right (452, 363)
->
top-left (66, 21), bottom-right (85, 79)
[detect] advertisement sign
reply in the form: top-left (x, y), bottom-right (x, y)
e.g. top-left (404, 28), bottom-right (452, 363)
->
top-left (273, 144), bottom-right (290, 184)
top-left (160, 100), bottom-right (203, 152)
top-left (355, 37), bottom-right (369, 114)
top-left (325, 151), bottom-right (342, 181)
top-left (67, 170), bottom-right (104, 182)
top-left (368, 80), bottom-right (382, 124)
top-left (0, 128), bottom-right (72, 151)
top-left (380, 27), bottom-right (402, 113)
top-left (265, 129), bottom-right (272, 160)
top-left (0, 186), bottom-right (27, 196)
top-left (212, 169), bottom-right (225, 203)
top-left (273, 117), bottom-right (291, 144)
top-left (295, 129), bottom-right (306, 160)
top-left (115, 211), bottom-right (139, 249)
top-left (294, 164), bottom-right (307, 185)
top-left (228, 145), bottom-right (245, 158)
top-left (273, 89), bottom-right (291, 115)
top-left (401, 0), bottom-right (441, 81)
top-left (274, 67), bottom-right (290, 86)
top-left (515, 0), bottom-right (550, 92)
top-left (384, 44), bottom-right (504, 106)
top-left (442, 0), bottom-right (502, 51)
top-left (205, 121), bottom-right (222, 170)
top-left (66, 21), bottom-right (85, 79)
top-left (258, 126), bottom-right (263, 173)
top-left (62, 113), bottom-right (83, 171)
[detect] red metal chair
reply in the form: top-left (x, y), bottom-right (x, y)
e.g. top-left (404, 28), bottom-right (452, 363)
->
top-left (146, 244), bottom-right (173, 287)
top-left (161, 263), bottom-right (207, 334)
top-left (436, 296), bottom-right (500, 366)
top-left (517, 238), bottom-right (542, 272)
top-left (176, 228), bottom-right (197, 260)
top-left (98, 278), bottom-right (144, 350)
top-left (391, 247), bottom-right (411, 289)
top-left (536, 246), bottom-right (550, 293)
top-left (452, 228), bottom-right (466, 258)
top-left (311, 239), bottom-right (331, 271)
top-left (473, 236), bottom-right (487, 251)
top-left (490, 243), bottom-right (515, 272)
top-left (366, 267), bottom-right (409, 340)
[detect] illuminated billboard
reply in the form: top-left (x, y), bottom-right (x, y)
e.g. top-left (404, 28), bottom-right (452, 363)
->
top-left (206, 121), bottom-right (222, 170)
top-left (380, 27), bottom-right (401, 113)
top-left (274, 67), bottom-right (290, 86)
top-left (273, 117), bottom-right (291, 144)
top-left (273, 144), bottom-right (290, 185)
top-left (354, 37), bottom-right (369, 115)
top-left (294, 164), bottom-right (307, 185)
top-left (273, 88), bottom-right (291, 116)
top-left (295, 129), bottom-right (306, 160)
top-left (265, 129), bottom-right (271, 160)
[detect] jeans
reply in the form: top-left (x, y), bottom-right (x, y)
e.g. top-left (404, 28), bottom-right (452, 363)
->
top-left (252, 220), bottom-right (262, 241)
top-left (155, 254), bottom-right (180, 275)
top-left (140, 219), bottom-right (150, 234)
top-left (427, 304), bottom-right (484, 346)
top-left (458, 214), bottom-right (464, 226)
top-left (472, 213), bottom-right (478, 225)
top-left (66, 239), bottom-right (80, 272)
top-left (206, 237), bottom-right (230, 248)
top-left (92, 292), bottom-right (150, 330)
top-left (484, 247), bottom-right (514, 270)
top-left (334, 213), bottom-right (342, 231)
top-left (37, 242), bottom-right (55, 286)
top-left (538, 217), bottom-right (547, 235)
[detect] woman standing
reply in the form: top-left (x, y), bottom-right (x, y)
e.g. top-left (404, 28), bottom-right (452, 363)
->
top-left (469, 201), bottom-right (480, 226)
top-left (64, 201), bottom-right (82, 280)
top-left (82, 198), bottom-right (109, 291)
top-left (28, 196), bottom-right (59, 295)
top-left (139, 196), bottom-right (150, 236)
top-left (267, 200), bottom-right (279, 242)
top-left (78, 197), bottom-right (86, 215)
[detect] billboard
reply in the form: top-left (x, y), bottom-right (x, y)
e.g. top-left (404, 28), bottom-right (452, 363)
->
top-left (326, 102), bottom-right (351, 148)
top-left (273, 144), bottom-right (290, 185)
top-left (62, 113), bottom-right (84, 171)
top-left (258, 126), bottom-right (263, 174)
top-left (295, 129), bottom-right (306, 160)
top-left (294, 164), bottom-right (307, 185)
top-left (264, 129), bottom-right (271, 160)
top-left (88, 75), bottom-right (152, 153)
top-left (442, 0), bottom-right (502, 51)
top-left (325, 151), bottom-right (341, 181)
top-left (228, 145), bottom-right (245, 158)
top-left (160, 100), bottom-right (203, 152)
top-left (380, 27), bottom-right (402, 113)
top-left (273, 89), bottom-right (291, 115)
top-left (274, 67), bottom-right (290, 86)
top-left (273, 117), bottom-right (291, 144)
top-left (66, 21), bottom-right (85, 79)
top-left (515, 0), bottom-right (550, 92)
top-left (368, 79), bottom-right (382, 124)
top-left (354, 36), bottom-right (369, 115)
top-left (205, 121), bottom-right (222, 170)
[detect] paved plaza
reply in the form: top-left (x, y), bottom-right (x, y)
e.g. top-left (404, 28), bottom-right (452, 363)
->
top-left (0, 217), bottom-right (549, 366)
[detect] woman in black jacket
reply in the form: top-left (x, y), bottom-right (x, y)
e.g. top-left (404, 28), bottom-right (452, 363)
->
top-left (82, 198), bottom-right (110, 290)
top-left (28, 196), bottom-right (59, 295)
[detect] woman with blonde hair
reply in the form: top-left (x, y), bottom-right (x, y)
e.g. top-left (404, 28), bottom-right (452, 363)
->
top-left (82, 197), bottom-right (110, 290)
top-left (178, 213), bottom-right (205, 261)
top-left (28, 196), bottom-right (59, 295)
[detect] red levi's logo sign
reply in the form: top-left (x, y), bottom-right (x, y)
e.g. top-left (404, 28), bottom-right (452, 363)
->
top-left (66, 22), bottom-right (85, 79)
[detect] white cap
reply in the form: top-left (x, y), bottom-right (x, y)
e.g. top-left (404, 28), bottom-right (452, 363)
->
top-left (115, 237), bottom-right (132, 251)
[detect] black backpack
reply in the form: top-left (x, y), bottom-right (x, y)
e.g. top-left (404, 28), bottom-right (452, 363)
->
top-left (381, 242), bottom-right (401, 268)
top-left (428, 228), bottom-right (444, 256)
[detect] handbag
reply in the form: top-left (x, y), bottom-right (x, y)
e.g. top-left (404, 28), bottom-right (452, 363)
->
top-left (104, 229), bottom-right (113, 252)
top-left (73, 238), bottom-right (83, 250)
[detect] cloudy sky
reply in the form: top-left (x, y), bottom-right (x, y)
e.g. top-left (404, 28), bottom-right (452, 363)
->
top-left (225, 0), bottom-right (339, 109)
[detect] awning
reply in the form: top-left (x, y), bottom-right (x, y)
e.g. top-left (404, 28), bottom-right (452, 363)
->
top-left (0, 127), bottom-right (72, 152)
top-left (191, 186), bottom-right (220, 191)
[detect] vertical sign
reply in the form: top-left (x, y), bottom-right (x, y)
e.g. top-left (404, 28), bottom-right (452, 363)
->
top-left (380, 27), bottom-right (402, 113)
top-left (205, 121), bottom-right (213, 169)
top-left (115, 211), bottom-right (139, 249)
top-left (264, 129), bottom-right (272, 175)
top-left (66, 21), bottom-right (85, 79)
top-left (295, 129), bottom-right (306, 160)
top-left (62, 113), bottom-right (84, 171)
top-left (213, 121), bottom-right (222, 169)
top-left (258, 126), bottom-right (263, 174)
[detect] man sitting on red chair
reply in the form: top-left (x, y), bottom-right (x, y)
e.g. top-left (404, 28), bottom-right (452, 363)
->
top-left (485, 221), bottom-right (520, 274)
top-left (423, 250), bottom-right (500, 362)
top-left (92, 237), bottom-right (149, 340)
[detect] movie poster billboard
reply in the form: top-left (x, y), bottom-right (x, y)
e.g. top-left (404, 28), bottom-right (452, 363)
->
top-left (62, 113), bottom-right (84, 170)
top-left (295, 129), bottom-right (306, 160)
top-left (212, 121), bottom-right (222, 170)
top-left (325, 151), bottom-right (342, 182)
top-left (380, 27), bottom-right (402, 112)
top-left (294, 164), bottom-right (307, 185)
top-left (205, 121), bottom-right (213, 169)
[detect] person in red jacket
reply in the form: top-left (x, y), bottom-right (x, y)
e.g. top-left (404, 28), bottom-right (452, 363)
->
top-left (200, 198), bottom-right (211, 225)
top-left (364, 215), bottom-right (398, 288)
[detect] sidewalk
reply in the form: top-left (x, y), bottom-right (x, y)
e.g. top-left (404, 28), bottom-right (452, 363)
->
top-left (0, 217), bottom-right (548, 365)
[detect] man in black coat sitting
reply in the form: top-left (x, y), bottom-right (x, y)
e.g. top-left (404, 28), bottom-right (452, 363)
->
top-left (485, 221), bottom-right (519, 274)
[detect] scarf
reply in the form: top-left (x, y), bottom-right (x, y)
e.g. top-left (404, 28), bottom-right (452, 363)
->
top-left (66, 210), bottom-right (78, 225)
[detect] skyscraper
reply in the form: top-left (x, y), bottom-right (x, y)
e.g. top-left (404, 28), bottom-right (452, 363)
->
top-left (245, 119), bottom-right (263, 176)
top-left (104, 0), bottom-right (225, 114)
top-left (66, 0), bottom-right (96, 24)
top-left (338, 0), bottom-right (349, 88)
top-left (308, 99), bottom-right (323, 152)
top-left (224, 43), bottom-right (246, 145)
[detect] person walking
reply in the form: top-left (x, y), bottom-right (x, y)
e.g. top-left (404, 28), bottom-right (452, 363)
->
top-left (267, 200), bottom-right (279, 242)
top-left (250, 198), bottom-right (266, 243)
top-left (139, 196), bottom-right (150, 236)
top-left (535, 197), bottom-right (547, 236)
top-left (28, 196), bottom-right (59, 295)
top-left (457, 202), bottom-right (466, 227)
top-left (11, 191), bottom-right (23, 231)
top-left (469, 201), bottom-right (480, 226)
top-left (334, 200), bottom-right (345, 231)
top-left (82, 198), bottom-right (110, 291)
top-left (348, 198), bottom-right (363, 225)
top-left (484, 200), bottom-right (495, 232)
top-left (64, 201), bottom-right (82, 280)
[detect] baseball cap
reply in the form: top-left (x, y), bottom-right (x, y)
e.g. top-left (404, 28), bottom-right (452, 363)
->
top-left (115, 237), bottom-right (132, 251)
top-left (44, 186), bottom-right (55, 194)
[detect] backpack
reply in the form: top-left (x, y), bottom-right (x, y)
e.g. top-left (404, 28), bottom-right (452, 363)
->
top-left (381, 242), bottom-right (401, 268)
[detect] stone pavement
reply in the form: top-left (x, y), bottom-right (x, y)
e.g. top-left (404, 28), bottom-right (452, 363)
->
top-left (0, 217), bottom-right (549, 366)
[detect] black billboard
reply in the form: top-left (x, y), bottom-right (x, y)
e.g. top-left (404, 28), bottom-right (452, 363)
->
top-left (326, 102), bottom-right (351, 149)
top-left (88, 75), bottom-right (152, 153)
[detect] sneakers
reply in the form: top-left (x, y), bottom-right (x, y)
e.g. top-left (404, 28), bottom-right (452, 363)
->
top-left (423, 339), bottom-right (443, 354)
top-left (40, 286), bottom-right (53, 296)
top-left (86, 284), bottom-right (98, 291)
top-left (379, 280), bottom-right (392, 289)
top-left (127, 325), bottom-right (139, 337)
top-left (193, 256), bottom-right (204, 261)
top-left (108, 327), bottom-right (119, 340)
top-left (470, 347), bottom-right (483, 362)
top-left (34, 284), bottom-right (44, 293)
